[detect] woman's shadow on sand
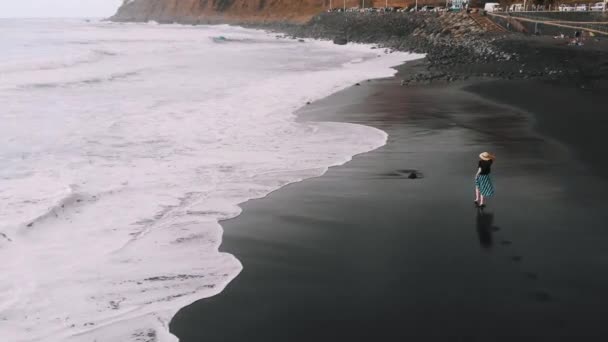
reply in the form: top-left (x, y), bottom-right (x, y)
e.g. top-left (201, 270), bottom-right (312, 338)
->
top-left (476, 209), bottom-right (499, 249)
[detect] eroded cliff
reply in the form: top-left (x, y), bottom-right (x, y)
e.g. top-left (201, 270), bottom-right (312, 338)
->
top-left (111, 0), bottom-right (413, 24)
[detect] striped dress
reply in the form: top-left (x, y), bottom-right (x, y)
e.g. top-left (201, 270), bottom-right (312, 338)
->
top-left (476, 159), bottom-right (495, 197)
top-left (476, 174), bottom-right (495, 197)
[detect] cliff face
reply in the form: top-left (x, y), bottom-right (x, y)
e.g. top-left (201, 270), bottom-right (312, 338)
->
top-left (111, 0), bottom-right (414, 24)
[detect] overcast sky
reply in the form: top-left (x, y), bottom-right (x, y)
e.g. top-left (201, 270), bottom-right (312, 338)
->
top-left (1, 0), bottom-right (124, 18)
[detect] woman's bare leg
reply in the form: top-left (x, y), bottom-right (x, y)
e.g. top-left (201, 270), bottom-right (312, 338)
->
top-left (475, 187), bottom-right (480, 202)
top-left (479, 194), bottom-right (485, 206)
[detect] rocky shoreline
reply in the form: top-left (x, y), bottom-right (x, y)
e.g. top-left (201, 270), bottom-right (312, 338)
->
top-left (245, 12), bottom-right (608, 88)
top-left (109, 5), bottom-right (608, 88)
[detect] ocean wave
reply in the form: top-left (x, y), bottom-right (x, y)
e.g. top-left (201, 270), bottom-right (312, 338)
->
top-left (20, 186), bottom-right (97, 232)
top-left (0, 232), bottom-right (12, 245)
top-left (211, 36), bottom-right (259, 44)
top-left (0, 19), bottom-right (422, 342)
top-left (18, 71), bottom-right (140, 90)
top-left (0, 49), bottom-right (121, 75)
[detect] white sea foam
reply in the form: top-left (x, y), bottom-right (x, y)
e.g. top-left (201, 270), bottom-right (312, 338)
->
top-left (0, 18), bottom-right (423, 341)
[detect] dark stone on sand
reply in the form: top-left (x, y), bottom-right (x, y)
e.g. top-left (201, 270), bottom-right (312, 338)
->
top-left (333, 36), bottom-right (347, 45)
top-left (355, 83), bottom-right (361, 86)
top-left (532, 291), bottom-right (554, 303)
top-left (392, 169), bottom-right (423, 179)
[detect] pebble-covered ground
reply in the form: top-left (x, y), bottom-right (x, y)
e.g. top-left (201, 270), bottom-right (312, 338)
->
top-left (251, 12), bottom-right (608, 88)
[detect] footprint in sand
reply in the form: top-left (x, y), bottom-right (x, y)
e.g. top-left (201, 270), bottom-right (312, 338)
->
top-left (531, 291), bottom-right (554, 303)
top-left (511, 255), bottom-right (523, 262)
top-left (493, 230), bottom-right (552, 302)
top-left (523, 272), bottom-right (539, 280)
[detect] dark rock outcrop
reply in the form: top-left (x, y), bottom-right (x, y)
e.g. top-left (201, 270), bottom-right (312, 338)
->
top-left (111, 0), bottom-right (417, 24)
top-left (333, 36), bottom-right (348, 45)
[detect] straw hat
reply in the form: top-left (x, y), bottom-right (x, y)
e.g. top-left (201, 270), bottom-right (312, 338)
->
top-left (479, 152), bottom-right (495, 161)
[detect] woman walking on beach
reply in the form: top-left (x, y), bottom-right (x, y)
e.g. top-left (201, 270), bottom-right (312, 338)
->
top-left (475, 152), bottom-right (495, 208)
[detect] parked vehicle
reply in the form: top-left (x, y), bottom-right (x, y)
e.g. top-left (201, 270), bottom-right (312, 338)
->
top-left (590, 2), bottom-right (607, 10)
top-left (484, 2), bottom-right (501, 12)
top-left (420, 6), bottom-right (436, 11)
top-left (558, 4), bottom-right (575, 11)
top-left (574, 4), bottom-right (589, 11)
top-left (509, 3), bottom-right (525, 11)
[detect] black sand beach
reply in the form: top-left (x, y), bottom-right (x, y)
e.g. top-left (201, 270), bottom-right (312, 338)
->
top-left (170, 63), bottom-right (608, 341)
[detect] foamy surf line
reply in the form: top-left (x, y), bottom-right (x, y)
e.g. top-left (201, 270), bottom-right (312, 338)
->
top-left (0, 18), bottom-right (424, 342)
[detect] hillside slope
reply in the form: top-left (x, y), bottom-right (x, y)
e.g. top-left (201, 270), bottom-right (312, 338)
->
top-left (111, 0), bottom-right (415, 24)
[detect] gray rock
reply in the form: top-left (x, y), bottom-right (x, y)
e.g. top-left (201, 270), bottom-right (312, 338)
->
top-left (333, 36), bottom-right (347, 45)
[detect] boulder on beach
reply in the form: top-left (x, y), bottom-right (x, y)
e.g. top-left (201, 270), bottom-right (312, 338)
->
top-left (333, 36), bottom-right (347, 45)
